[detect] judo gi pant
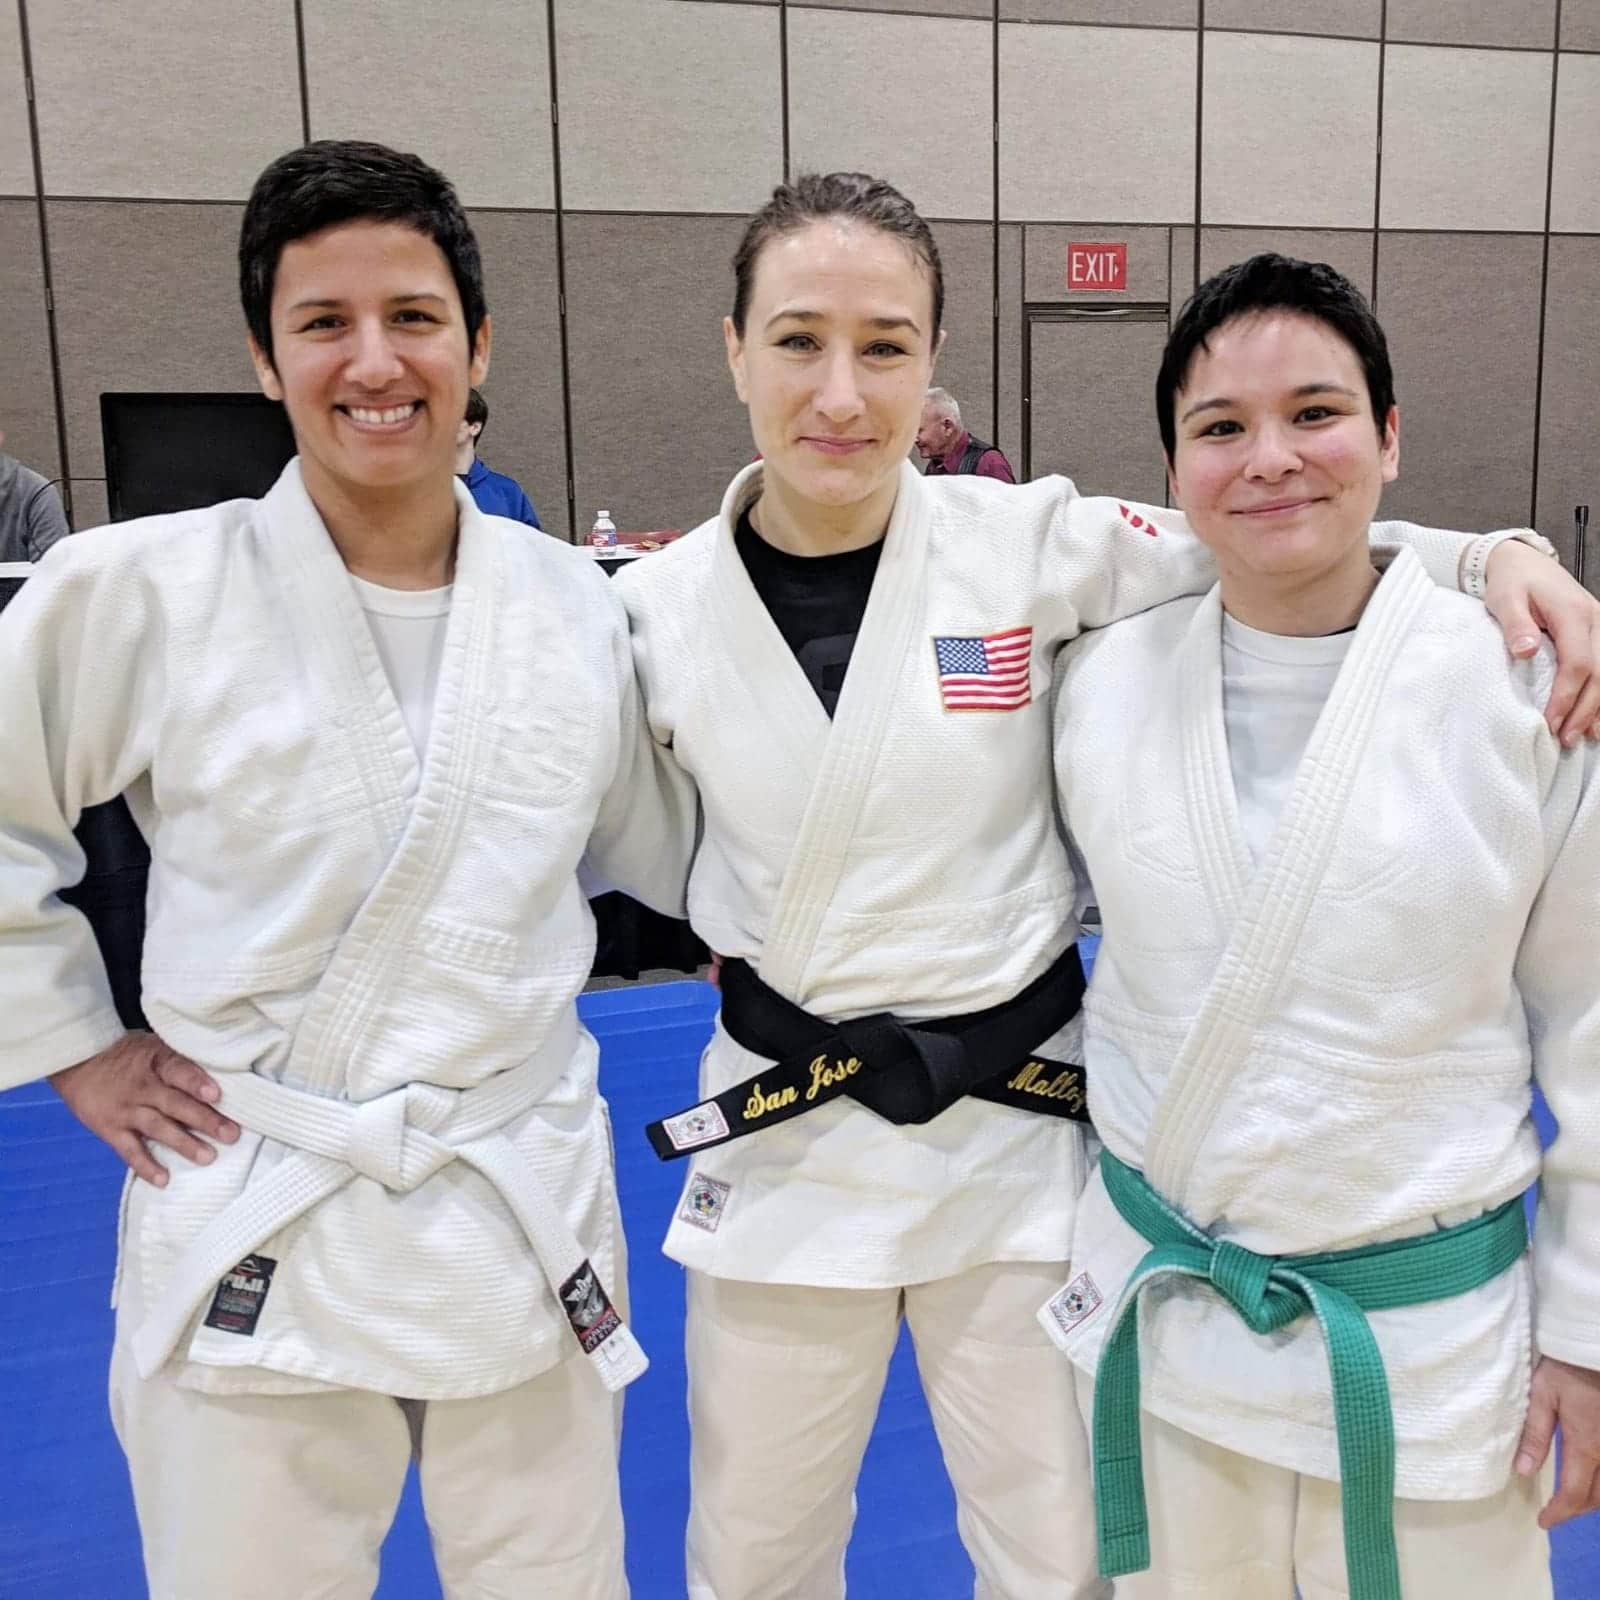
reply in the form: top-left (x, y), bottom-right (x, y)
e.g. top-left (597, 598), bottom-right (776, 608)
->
top-left (1094, 1390), bottom-right (1553, 1600)
top-left (109, 1338), bottom-right (627, 1600)
top-left (685, 1258), bottom-right (1107, 1600)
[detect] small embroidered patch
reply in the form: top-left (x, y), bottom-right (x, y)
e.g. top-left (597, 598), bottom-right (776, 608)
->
top-left (679, 1172), bottom-right (732, 1234)
top-left (662, 1102), bottom-right (730, 1153)
top-left (202, 1253), bottom-right (277, 1337)
top-left (931, 626), bottom-right (1033, 712)
top-left (1045, 1270), bottom-right (1104, 1337)
top-left (558, 1260), bottom-right (623, 1354)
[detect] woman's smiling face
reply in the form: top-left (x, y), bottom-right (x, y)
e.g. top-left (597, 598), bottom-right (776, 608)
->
top-left (1168, 308), bottom-right (1398, 590)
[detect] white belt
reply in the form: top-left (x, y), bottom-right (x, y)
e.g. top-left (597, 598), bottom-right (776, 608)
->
top-left (131, 1022), bottom-right (647, 1393)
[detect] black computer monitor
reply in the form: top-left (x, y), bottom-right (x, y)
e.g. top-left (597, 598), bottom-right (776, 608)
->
top-left (101, 392), bottom-right (297, 520)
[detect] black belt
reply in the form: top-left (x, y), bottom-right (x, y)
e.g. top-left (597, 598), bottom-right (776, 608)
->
top-left (645, 944), bottom-right (1089, 1161)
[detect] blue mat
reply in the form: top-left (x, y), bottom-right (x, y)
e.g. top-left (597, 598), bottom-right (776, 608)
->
top-left (3, 979), bottom-right (1597, 1597)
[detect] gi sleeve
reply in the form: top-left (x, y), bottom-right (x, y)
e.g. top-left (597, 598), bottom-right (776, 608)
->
top-left (1370, 518), bottom-right (1489, 590)
top-left (1040, 487), bottom-right (1217, 635)
top-left (0, 543), bottom-right (163, 1087)
top-left (1044, 477), bottom-right (1519, 637)
top-left (1517, 691), bottom-right (1600, 1369)
top-left (578, 580), bottom-right (699, 919)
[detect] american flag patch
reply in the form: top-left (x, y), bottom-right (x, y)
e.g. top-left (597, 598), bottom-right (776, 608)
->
top-left (932, 626), bottom-right (1033, 711)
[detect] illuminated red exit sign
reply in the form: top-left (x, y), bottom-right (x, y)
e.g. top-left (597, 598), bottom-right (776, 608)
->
top-left (1067, 242), bottom-right (1127, 291)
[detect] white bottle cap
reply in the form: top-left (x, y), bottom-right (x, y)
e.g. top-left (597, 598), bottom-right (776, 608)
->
top-left (597, 510), bottom-right (611, 520)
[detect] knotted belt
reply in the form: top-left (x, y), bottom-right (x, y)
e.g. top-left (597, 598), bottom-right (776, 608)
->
top-left (645, 944), bottom-right (1088, 1160)
top-left (1091, 1150), bottom-right (1529, 1600)
top-left (132, 1020), bottom-right (647, 1393)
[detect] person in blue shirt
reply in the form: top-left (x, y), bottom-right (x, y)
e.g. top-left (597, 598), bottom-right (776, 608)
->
top-left (455, 387), bottom-right (541, 528)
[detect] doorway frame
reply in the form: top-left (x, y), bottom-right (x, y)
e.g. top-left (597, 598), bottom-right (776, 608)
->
top-left (1020, 301), bottom-right (1170, 484)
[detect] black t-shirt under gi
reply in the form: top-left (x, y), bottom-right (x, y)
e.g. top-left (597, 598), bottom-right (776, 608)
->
top-left (733, 506), bottom-right (883, 719)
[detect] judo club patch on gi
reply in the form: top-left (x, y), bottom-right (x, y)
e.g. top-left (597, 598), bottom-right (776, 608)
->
top-left (1045, 1271), bottom-right (1103, 1338)
top-left (932, 626), bottom-right (1032, 711)
top-left (203, 1253), bottom-right (278, 1337)
top-left (559, 1260), bottom-right (623, 1355)
top-left (660, 1100), bottom-right (730, 1154)
top-left (679, 1172), bottom-right (731, 1233)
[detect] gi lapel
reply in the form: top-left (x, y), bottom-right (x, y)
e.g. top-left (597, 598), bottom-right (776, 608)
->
top-left (263, 465), bottom-right (501, 1096)
top-left (1177, 586), bottom-right (1254, 933)
top-left (1142, 550), bottom-right (1434, 1208)
top-left (706, 463), bottom-right (833, 770)
top-left (260, 462), bottom-right (420, 841)
top-left (755, 461), bottom-right (932, 999)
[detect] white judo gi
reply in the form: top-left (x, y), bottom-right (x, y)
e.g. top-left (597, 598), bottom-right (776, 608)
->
top-left (0, 461), bottom-right (696, 1599)
top-left (1045, 548), bottom-right (1600, 1598)
top-left (618, 463), bottom-right (1490, 1599)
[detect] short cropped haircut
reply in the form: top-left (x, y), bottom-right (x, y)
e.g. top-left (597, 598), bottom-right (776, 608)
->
top-left (465, 387), bottom-right (488, 436)
top-left (240, 140), bottom-right (487, 364)
top-left (730, 172), bottom-right (944, 349)
top-left (924, 387), bottom-right (961, 426)
top-left (1156, 253), bottom-right (1394, 460)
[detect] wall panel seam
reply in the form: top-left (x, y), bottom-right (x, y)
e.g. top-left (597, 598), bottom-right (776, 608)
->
top-left (1193, 0), bottom-right (1203, 275)
top-left (779, 0), bottom-right (790, 181)
top-left (15, 0), bottom-right (73, 511)
top-left (1371, 0), bottom-right (1385, 302)
top-left (546, 0), bottom-right (577, 542)
top-left (291, 0), bottom-right (311, 143)
top-left (990, 0), bottom-right (998, 437)
top-left (1205, 26), bottom-right (1379, 45)
top-left (1529, 1), bottom-right (1562, 527)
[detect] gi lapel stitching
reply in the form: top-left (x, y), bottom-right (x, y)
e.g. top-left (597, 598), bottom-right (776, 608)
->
top-left (757, 461), bottom-right (932, 999)
top-left (1144, 552), bottom-right (1435, 1207)
top-left (708, 463), bottom-right (833, 763)
top-left (295, 484), bottom-right (496, 1093)
top-left (1178, 586), bottom-right (1252, 930)
top-left (265, 461), bottom-right (420, 836)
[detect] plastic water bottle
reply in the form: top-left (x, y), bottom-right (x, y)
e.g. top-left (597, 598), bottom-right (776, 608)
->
top-left (589, 509), bottom-right (617, 552)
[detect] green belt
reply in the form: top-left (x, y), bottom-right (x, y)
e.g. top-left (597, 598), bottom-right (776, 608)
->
top-left (1091, 1150), bottom-right (1529, 1600)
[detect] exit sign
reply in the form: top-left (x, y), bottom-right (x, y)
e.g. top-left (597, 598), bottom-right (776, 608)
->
top-left (1067, 242), bottom-right (1127, 291)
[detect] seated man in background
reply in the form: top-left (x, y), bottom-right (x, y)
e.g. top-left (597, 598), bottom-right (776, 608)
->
top-left (456, 384), bottom-right (542, 528)
top-left (915, 385), bottom-right (1017, 482)
top-left (1048, 253), bottom-right (1600, 1599)
top-left (0, 425), bottom-right (70, 564)
top-left (0, 139), bottom-right (693, 1599)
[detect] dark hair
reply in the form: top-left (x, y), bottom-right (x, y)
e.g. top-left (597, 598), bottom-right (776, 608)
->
top-left (1156, 253), bottom-right (1395, 460)
top-left (730, 171), bottom-right (944, 348)
top-left (240, 140), bottom-right (487, 364)
top-left (465, 387), bottom-right (488, 437)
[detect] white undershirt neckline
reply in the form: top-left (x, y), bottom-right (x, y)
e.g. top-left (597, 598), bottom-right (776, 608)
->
top-left (348, 573), bottom-right (453, 761)
top-left (1220, 612), bottom-right (1355, 868)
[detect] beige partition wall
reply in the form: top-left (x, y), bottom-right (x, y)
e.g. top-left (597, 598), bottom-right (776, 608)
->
top-left (3, 0), bottom-right (1596, 575)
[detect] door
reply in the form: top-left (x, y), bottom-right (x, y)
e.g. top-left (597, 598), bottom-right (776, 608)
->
top-left (1023, 305), bottom-right (1170, 505)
